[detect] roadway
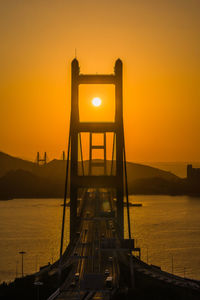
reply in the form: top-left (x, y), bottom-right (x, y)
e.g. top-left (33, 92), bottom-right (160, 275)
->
top-left (50, 188), bottom-right (119, 300)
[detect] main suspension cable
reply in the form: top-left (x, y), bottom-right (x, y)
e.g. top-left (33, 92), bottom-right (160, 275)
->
top-left (123, 123), bottom-right (132, 240)
top-left (123, 123), bottom-right (135, 288)
top-left (60, 119), bottom-right (71, 260)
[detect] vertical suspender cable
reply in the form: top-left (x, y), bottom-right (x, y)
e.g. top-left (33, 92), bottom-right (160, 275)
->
top-left (110, 133), bottom-right (116, 175)
top-left (79, 133), bottom-right (84, 176)
top-left (79, 132), bottom-right (86, 218)
top-left (110, 133), bottom-right (116, 211)
top-left (60, 120), bottom-right (71, 261)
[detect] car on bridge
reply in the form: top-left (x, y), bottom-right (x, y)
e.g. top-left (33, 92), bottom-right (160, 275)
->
top-left (105, 269), bottom-right (110, 276)
top-left (75, 273), bottom-right (80, 281)
top-left (105, 276), bottom-right (113, 289)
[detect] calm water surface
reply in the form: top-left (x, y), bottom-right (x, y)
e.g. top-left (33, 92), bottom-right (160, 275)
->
top-left (0, 195), bottom-right (200, 283)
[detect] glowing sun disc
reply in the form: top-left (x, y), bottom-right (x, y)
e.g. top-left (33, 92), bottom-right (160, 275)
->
top-left (92, 97), bottom-right (102, 107)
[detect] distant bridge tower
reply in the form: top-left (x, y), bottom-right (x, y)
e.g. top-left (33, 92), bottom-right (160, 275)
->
top-left (89, 132), bottom-right (107, 175)
top-left (37, 152), bottom-right (47, 166)
top-left (62, 151), bottom-right (65, 161)
top-left (70, 58), bottom-right (124, 240)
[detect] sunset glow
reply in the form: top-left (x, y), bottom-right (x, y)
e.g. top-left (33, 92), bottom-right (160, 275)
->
top-left (0, 1), bottom-right (200, 162)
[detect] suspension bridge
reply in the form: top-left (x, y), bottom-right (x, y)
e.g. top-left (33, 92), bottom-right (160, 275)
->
top-left (33, 59), bottom-right (200, 300)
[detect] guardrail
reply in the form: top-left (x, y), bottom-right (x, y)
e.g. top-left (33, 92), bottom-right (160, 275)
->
top-left (47, 288), bottom-right (60, 300)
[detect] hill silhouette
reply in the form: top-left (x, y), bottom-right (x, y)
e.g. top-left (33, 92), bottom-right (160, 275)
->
top-left (0, 152), bottom-right (186, 199)
top-left (0, 152), bottom-right (37, 177)
top-left (0, 169), bottom-right (62, 199)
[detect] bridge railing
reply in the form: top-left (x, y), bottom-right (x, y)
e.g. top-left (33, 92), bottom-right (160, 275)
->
top-left (46, 288), bottom-right (60, 300)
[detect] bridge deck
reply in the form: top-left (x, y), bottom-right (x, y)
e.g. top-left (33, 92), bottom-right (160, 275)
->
top-left (43, 188), bottom-right (200, 300)
top-left (51, 189), bottom-right (119, 299)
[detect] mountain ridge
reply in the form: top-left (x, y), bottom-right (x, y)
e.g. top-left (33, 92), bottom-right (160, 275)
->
top-left (0, 151), bottom-right (185, 199)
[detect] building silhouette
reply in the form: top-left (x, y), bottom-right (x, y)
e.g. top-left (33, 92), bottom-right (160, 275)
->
top-left (187, 164), bottom-right (200, 181)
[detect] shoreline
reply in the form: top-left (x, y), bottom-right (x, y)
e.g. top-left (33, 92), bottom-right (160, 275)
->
top-left (1, 192), bottom-right (200, 202)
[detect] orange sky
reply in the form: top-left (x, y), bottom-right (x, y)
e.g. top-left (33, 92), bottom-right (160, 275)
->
top-left (0, 0), bottom-right (200, 162)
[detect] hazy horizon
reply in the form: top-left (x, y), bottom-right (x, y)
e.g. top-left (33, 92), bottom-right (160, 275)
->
top-left (2, 149), bottom-right (200, 164)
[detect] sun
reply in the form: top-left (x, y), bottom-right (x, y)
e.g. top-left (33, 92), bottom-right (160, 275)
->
top-left (92, 97), bottom-right (102, 107)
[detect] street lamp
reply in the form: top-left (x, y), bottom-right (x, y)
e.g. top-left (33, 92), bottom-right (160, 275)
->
top-left (16, 260), bottom-right (19, 278)
top-left (171, 254), bottom-right (174, 274)
top-left (143, 245), bottom-right (149, 264)
top-left (35, 255), bottom-right (38, 272)
top-left (34, 281), bottom-right (43, 300)
top-left (146, 246), bottom-right (149, 264)
top-left (19, 251), bottom-right (26, 277)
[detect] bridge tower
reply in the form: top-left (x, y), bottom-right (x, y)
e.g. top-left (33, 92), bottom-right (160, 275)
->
top-left (70, 59), bottom-right (124, 240)
top-left (62, 151), bottom-right (65, 161)
top-left (89, 132), bottom-right (107, 175)
top-left (37, 152), bottom-right (47, 166)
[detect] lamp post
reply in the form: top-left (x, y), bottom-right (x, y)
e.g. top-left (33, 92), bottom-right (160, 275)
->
top-left (16, 260), bottom-right (19, 278)
top-left (171, 255), bottom-right (174, 274)
top-left (34, 281), bottom-right (43, 300)
top-left (19, 251), bottom-right (26, 277)
top-left (146, 246), bottom-right (149, 264)
top-left (35, 255), bottom-right (38, 272)
top-left (143, 245), bottom-right (149, 264)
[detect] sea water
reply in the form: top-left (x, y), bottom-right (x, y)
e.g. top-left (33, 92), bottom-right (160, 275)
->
top-left (0, 195), bottom-right (200, 283)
